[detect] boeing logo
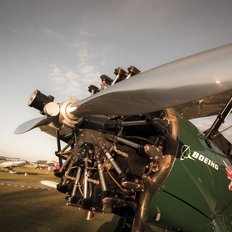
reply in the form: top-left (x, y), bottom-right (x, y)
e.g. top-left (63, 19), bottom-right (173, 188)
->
top-left (180, 145), bottom-right (219, 171)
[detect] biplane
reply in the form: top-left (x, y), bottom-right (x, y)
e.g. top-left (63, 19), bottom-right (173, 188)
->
top-left (0, 160), bottom-right (27, 173)
top-left (16, 44), bottom-right (232, 232)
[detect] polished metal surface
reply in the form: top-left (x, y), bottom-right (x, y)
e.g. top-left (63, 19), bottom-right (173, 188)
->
top-left (71, 43), bottom-right (232, 117)
top-left (15, 116), bottom-right (72, 141)
top-left (131, 108), bottom-right (179, 232)
top-left (15, 116), bottom-right (54, 134)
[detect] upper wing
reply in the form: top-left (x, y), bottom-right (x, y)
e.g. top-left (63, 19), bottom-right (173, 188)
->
top-left (174, 89), bottom-right (232, 119)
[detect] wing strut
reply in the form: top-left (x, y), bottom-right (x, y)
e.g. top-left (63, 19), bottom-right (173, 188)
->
top-left (206, 97), bottom-right (232, 140)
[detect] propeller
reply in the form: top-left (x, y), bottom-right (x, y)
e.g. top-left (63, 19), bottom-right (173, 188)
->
top-left (15, 43), bottom-right (232, 133)
top-left (71, 43), bottom-right (232, 117)
top-left (15, 116), bottom-right (57, 134)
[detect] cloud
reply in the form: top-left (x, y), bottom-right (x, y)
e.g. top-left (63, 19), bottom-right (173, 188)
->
top-left (49, 29), bottom-right (104, 99)
top-left (42, 28), bottom-right (66, 43)
top-left (49, 65), bottom-right (84, 97)
top-left (71, 29), bottom-right (95, 63)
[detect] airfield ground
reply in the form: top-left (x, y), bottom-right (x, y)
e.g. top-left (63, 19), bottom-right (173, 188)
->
top-left (0, 167), bottom-right (117, 232)
top-left (0, 167), bottom-right (167, 232)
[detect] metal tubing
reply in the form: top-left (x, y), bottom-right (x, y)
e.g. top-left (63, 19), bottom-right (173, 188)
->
top-left (97, 162), bottom-right (107, 191)
top-left (115, 136), bottom-right (141, 149)
top-left (121, 120), bottom-right (146, 126)
top-left (59, 155), bottom-right (72, 173)
top-left (56, 130), bottom-right (63, 167)
top-left (83, 159), bottom-right (89, 198)
top-left (111, 74), bottom-right (120, 86)
top-left (105, 152), bottom-right (122, 175)
top-left (86, 210), bottom-right (94, 220)
top-left (71, 167), bottom-right (81, 197)
top-left (112, 145), bottom-right (129, 158)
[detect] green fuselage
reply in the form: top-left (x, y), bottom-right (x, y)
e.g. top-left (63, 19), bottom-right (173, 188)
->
top-left (148, 115), bottom-right (232, 232)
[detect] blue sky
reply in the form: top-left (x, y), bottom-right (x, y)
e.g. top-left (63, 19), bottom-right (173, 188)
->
top-left (1, 0), bottom-right (232, 162)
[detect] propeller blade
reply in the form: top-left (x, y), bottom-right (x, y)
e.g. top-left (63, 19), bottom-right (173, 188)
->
top-left (71, 43), bottom-right (232, 117)
top-left (15, 116), bottom-right (55, 134)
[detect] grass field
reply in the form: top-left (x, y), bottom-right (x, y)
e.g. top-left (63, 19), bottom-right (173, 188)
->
top-left (0, 167), bottom-right (168, 232)
top-left (0, 168), bottom-right (117, 232)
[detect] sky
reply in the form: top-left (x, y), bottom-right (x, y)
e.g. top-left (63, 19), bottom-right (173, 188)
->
top-left (0, 0), bottom-right (232, 162)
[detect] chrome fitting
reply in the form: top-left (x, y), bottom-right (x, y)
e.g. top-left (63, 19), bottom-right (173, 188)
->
top-left (59, 97), bottom-right (83, 128)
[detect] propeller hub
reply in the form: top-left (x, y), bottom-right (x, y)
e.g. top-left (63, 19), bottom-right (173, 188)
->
top-left (59, 97), bottom-right (83, 128)
top-left (43, 102), bottom-right (60, 116)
